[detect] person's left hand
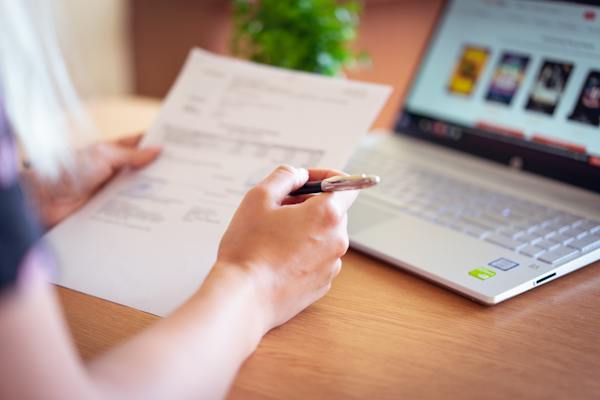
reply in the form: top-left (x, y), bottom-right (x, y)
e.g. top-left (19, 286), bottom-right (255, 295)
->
top-left (22, 133), bottom-right (162, 229)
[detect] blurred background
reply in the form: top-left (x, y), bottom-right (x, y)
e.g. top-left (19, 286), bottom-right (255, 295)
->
top-left (54, 0), bottom-right (443, 130)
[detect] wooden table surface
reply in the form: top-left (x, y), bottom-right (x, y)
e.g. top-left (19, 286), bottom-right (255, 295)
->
top-left (58, 2), bottom-right (600, 399)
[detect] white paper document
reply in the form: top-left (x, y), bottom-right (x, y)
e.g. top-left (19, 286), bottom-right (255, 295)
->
top-left (47, 49), bottom-right (391, 316)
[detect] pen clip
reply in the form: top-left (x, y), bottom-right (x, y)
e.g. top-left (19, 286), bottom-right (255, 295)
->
top-left (321, 174), bottom-right (380, 192)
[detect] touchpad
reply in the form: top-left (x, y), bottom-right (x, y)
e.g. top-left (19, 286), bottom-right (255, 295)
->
top-left (348, 198), bottom-right (397, 235)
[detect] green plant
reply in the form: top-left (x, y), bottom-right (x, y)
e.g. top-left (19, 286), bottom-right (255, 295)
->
top-left (231, 0), bottom-right (368, 76)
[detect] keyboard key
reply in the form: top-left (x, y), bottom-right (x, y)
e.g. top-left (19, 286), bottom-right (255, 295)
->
top-left (536, 239), bottom-right (560, 250)
top-left (525, 224), bottom-right (543, 234)
top-left (485, 234), bottom-right (527, 251)
top-left (520, 245), bottom-right (546, 258)
top-left (461, 215), bottom-right (497, 231)
top-left (499, 226), bottom-right (524, 238)
top-left (538, 246), bottom-right (580, 265)
top-left (531, 215), bottom-right (555, 227)
top-left (567, 234), bottom-right (600, 252)
top-left (577, 220), bottom-right (600, 233)
top-left (519, 233), bottom-right (542, 244)
top-left (463, 224), bottom-right (490, 238)
top-left (535, 226), bottom-right (557, 238)
top-left (505, 213), bottom-right (528, 224)
top-left (550, 233), bottom-right (575, 245)
top-left (512, 221), bottom-right (535, 232)
top-left (568, 226), bottom-right (589, 239)
top-left (545, 220), bottom-right (571, 233)
top-left (556, 214), bottom-right (584, 226)
top-left (482, 212), bottom-right (508, 224)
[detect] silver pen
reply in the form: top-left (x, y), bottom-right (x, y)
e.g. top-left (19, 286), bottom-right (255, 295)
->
top-left (289, 174), bottom-right (380, 196)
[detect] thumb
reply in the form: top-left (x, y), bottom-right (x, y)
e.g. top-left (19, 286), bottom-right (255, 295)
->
top-left (127, 146), bottom-right (162, 168)
top-left (256, 165), bottom-right (309, 204)
top-left (100, 143), bottom-right (162, 171)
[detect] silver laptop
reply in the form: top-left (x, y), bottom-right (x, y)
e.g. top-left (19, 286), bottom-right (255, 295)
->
top-left (346, 0), bottom-right (600, 304)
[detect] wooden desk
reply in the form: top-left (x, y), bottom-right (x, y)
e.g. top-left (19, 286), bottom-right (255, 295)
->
top-left (59, 2), bottom-right (600, 398)
top-left (59, 243), bottom-right (600, 399)
top-left (61, 97), bottom-right (600, 399)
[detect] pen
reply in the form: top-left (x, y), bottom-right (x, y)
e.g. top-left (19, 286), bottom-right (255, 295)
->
top-left (290, 174), bottom-right (380, 196)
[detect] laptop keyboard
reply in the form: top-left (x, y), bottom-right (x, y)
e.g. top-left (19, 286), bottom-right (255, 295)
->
top-left (347, 149), bottom-right (600, 266)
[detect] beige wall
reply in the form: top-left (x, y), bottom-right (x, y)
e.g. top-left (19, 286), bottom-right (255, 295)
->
top-left (52, 0), bottom-right (132, 98)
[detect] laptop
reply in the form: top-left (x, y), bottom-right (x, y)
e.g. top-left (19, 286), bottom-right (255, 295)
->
top-left (346, 0), bottom-right (600, 304)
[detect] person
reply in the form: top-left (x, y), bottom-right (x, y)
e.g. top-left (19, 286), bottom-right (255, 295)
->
top-left (0, 1), bottom-right (357, 399)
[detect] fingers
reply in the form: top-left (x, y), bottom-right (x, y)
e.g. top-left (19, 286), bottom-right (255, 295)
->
top-left (307, 189), bottom-right (359, 219)
top-left (280, 168), bottom-right (350, 206)
top-left (253, 165), bottom-right (309, 205)
top-left (332, 258), bottom-right (343, 279)
top-left (306, 168), bottom-right (347, 181)
top-left (98, 143), bottom-right (162, 171)
top-left (281, 193), bottom-right (314, 206)
top-left (114, 133), bottom-right (145, 148)
top-left (98, 133), bottom-right (161, 171)
top-left (300, 168), bottom-right (357, 212)
top-left (129, 146), bottom-right (162, 168)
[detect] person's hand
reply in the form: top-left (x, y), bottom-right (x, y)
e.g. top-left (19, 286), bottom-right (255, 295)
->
top-left (214, 165), bottom-right (358, 333)
top-left (22, 133), bottom-right (161, 229)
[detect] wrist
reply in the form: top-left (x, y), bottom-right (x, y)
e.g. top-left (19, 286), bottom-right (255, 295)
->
top-left (199, 261), bottom-right (272, 351)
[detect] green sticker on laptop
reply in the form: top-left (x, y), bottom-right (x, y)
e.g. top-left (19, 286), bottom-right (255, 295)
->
top-left (469, 267), bottom-right (496, 281)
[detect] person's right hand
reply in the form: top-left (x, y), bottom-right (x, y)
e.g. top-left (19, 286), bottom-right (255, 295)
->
top-left (214, 165), bottom-right (358, 333)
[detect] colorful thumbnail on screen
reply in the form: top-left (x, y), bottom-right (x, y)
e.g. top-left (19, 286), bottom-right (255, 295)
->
top-left (485, 52), bottom-right (530, 105)
top-left (569, 70), bottom-right (600, 127)
top-left (525, 60), bottom-right (573, 116)
top-left (447, 45), bottom-right (490, 96)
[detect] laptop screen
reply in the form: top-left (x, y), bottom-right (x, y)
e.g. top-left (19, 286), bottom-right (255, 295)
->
top-left (398, 0), bottom-right (600, 192)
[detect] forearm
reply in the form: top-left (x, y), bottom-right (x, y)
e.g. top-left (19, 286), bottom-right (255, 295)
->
top-left (0, 260), bottom-right (98, 400)
top-left (1, 165), bottom-right (351, 399)
top-left (88, 264), bottom-right (268, 400)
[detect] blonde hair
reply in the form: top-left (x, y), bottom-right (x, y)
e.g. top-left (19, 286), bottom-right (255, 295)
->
top-left (0, 0), bottom-right (94, 178)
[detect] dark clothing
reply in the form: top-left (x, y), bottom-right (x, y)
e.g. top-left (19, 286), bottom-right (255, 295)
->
top-left (0, 97), bottom-right (42, 291)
